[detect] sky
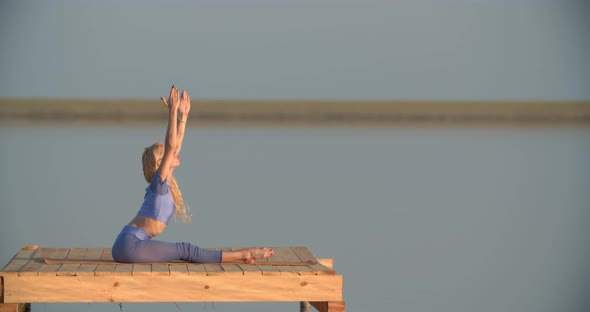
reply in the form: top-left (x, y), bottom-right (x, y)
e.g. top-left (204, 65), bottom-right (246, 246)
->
top-left (0, 0), bottom-right (589, 100)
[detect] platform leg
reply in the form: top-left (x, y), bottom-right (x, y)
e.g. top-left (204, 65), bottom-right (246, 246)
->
top-left (300, 301), bottom-right (312, 311)
top-left (0, 303), bottom-right (31, 312)
top-left (310, 301), bottom-right (345, 312)
top-left (1, 276), bottom-right (31, 312)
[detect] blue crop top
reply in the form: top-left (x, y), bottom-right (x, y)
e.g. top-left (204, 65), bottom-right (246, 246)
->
top-left (136, 171), bottom-right (175, 224)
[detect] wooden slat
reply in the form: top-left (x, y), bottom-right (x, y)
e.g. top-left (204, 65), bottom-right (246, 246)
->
top-left (267, 248), bottom-right (285, 263)
top-left (250, 249), bottom-right (280, 275)
top-left (267, 249), bottom-right (298, 276)
top-left (204, 264), bottom-right (225, 276)
top-left (18, 248), bottom-right (54, 277)
top-left (291, 247), bottom-right (335, 275)
top-left (217, 247), bottom-right (240, 275)
top-left (169, 264), bottom-right (189, 276)
top-left (101, 248), bottom-right (113, 260)
top-left (38, 249), bottom-right (69, 276)
top-left (278, 247), bottom-right (316, 275)
top-left (237, 264), bottom-right (263, 276)
top-left (219, 264), bottom-right (244, 275)
top-left (35, 249), bottom-right (58, 275)
top-left (276, 247), bottom-right (297, 262)
top-left (57, 248), bottom-right (87, 276)
top-left (132, 264), bottom-right (151, 276)
top-left (76, 248), bottom-right (103, 276)
top-left (1, 248), bottom-right (38, 276)
top-left (95, 249), bottom-right (115, 276)
top-left (186, 264), bottom-right (207, 276)
top-left (113, 264), bottom-right (133, 276)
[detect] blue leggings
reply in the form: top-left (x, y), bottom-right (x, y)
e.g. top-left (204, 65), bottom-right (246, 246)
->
top-left (112, 226), bottom-right (222, 263)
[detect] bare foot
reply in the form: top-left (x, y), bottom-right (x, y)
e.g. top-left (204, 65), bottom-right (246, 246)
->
top-left (242, 247), bottom-right (274, 264)
top-left (220, 247), bottom-right (275, 263)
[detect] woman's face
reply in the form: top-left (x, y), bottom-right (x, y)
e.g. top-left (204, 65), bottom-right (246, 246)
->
top-left (156, 149), bottom-right (181, 169)
top-left (171, 151), bottom-right (181, 168)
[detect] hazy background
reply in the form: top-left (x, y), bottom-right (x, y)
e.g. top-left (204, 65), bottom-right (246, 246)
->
top-left (1, 0), bottom-right (589, 100)
top-left (1, 1), bottom-right (590, 312)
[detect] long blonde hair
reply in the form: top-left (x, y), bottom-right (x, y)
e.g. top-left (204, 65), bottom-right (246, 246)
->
top-left (142, 142), bottom-right (191, 223)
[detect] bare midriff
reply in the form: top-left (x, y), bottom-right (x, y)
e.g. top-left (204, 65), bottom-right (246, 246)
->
top-left (128, 215), bottom-right (167, 237)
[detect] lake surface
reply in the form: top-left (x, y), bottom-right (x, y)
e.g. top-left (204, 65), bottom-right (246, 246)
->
top-left (1, 124), bottom-right (589, 311)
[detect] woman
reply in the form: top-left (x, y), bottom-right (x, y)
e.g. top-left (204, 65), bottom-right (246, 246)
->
top-left (112, 85), bottom-right (274, 264)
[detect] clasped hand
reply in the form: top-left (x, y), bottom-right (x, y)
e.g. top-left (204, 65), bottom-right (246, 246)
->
top-left (160, 85), bottom-right (191, 116)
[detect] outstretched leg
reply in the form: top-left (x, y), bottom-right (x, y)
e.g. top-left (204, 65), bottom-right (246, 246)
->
top-left (221, 247), bottom-right (274, 264)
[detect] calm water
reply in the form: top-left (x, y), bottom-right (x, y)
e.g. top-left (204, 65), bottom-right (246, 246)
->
top-left (1, 124), bottom-right (589, 312)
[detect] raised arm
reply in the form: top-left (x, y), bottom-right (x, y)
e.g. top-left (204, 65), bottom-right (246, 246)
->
top-left (161, 89), bottom-right (191, 155)
top-left (175, 90), bottom-right (191, 154)
top-left (157, 85), bottom-right (181, 182)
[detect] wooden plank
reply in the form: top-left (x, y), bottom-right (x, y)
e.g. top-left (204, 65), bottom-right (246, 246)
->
top-left (291, 247), bottom-right (335, 275)
top-left (0, 303), bottom-right (31, 312)
top-left (310, 301), bottom-right (346, 312)
top-left (132, 264), bottom-right (152, 276)
top-left (246, 250), bottom-right (279, 275)
top-left (215, 247), bottom-right (243, 275)
top-left (237, 264), bottom-right (262, 276)
top-left (317, 258), bottom-right (334, 269)
top-left (76, 248), bottom-right (103, 276)
top-left (204, 264), bottom-right (225, 276)
top-left (276, 247), bottom-right (300, 263)
top-left (169, 264), bottom-right (189, 276)
top-left (277, 247), bottom-right (316, 275)
top-left (267, 248), bottom-right (285, 263)
top-left (37, 248), bottom-right (69, 276)
top-left (219, 264), bottom-right (243, 275)
top-left (1, 248), bottom-right (38, 276)
top-left (266, 249), bottom-right (298, 276)
top-left (151, 264), bottom-right (170, 276)
top-left (2, 275), bottom-right (343, 303)
top-left (187, 264), bottom-right (207, 276)
top-left (57, 248), bottom-right (87, 276)
top-left (101, 248), bottom-right (113, 260)
top-left (95, 249), bottom-right (115, 276)
top-left (17, 248), bottom-right (54, 277)
top-left (257, 264), bottom-right (281, 276)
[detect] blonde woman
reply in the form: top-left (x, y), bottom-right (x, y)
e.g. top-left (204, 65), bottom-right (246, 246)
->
top-left (112, 85), bottom-right (274, 264)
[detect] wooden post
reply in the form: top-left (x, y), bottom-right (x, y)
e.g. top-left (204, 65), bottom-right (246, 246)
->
top-left (0, 304), bottom-right (30, 312)
top-left (310, 301), bottom-right (346, 312)
top-left (1, 276), bottom-right (31, 312)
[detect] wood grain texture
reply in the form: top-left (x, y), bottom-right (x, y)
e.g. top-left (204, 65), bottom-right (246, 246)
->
top-left (1, 275), bottom-right (343, 303)
top-left (1, 249), bottom-right (38, 276)
top-left (76, 248), bottom-right (103, 276)
top-left (0, 303), bottom-right (30, 312)
top-left (310, 301), bottom-right (346, 312)
top-left (57, 248), bottom-right (86, 276)
top-left (292, 247), bottom-right (335, 275)
top-left (94, 249), bottom-right (115, 276)
top-left (1, 247), bottom-right (343, 309)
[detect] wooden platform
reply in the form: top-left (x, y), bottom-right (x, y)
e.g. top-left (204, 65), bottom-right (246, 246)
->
top-left (0, 246), bottom-right (344, 312)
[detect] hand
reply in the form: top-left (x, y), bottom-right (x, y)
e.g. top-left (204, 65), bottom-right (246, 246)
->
top-left (161, 85), bottom-right (180, 112)
top-left (179, 89), bottom-right (191, 116)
